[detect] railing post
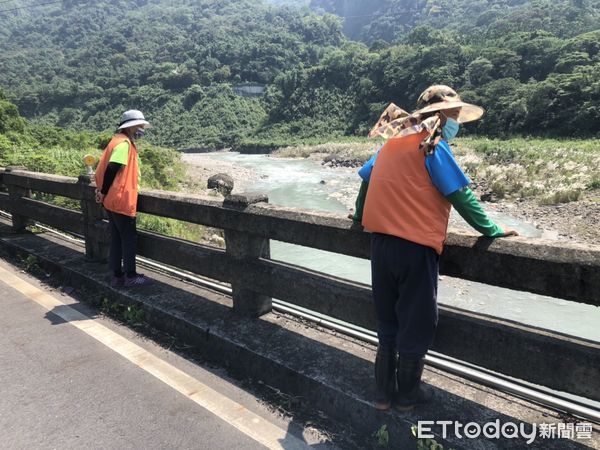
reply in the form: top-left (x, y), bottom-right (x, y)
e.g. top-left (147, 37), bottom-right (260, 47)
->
top-left (78, 174), bottom-right (108, 262)
top-left (0, 168), bottom-right (6, 193)
top-left (5, 166), bottom-right (30, 232)
top-left (224, 193), bottom-right (271, 317)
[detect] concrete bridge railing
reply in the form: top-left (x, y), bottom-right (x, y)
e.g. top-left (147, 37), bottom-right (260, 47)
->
top-left (0, 166), bottom-right (598, 402)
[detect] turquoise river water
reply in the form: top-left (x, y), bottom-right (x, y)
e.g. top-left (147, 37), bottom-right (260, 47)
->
top-left (184, 152), bottom-right (600, 342)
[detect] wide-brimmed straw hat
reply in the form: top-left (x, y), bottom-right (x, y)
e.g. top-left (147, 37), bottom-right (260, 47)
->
top-left (117, 110), bottom-right (151, 130)
top-left (413, 85), bottom-right (484, 124)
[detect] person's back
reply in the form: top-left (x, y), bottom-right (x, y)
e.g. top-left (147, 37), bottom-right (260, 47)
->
top-left (362, 85), bottom-right (518, 412)
top-left (362, 130), bottom-right (451, 255)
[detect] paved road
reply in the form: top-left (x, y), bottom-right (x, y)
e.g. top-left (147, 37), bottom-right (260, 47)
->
top-left (0, 260), bottom-right (321, 449)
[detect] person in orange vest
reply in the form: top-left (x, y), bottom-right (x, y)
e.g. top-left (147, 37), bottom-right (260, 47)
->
top-left (95, 110), bottom-right (152, 287)
top-left (362, 85), bottom-right (519, 411)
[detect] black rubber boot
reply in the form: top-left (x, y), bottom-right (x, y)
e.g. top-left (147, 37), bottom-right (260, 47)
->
top-left (395, 355), bottom-right (432, 411)
top-left (374, 346), bottom-right (397, 410)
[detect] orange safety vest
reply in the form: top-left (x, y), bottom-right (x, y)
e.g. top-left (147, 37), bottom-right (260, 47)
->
top-left (362, 130), bottom-right (451, 254)
top-left (95, 133), bottom-right (139, 217)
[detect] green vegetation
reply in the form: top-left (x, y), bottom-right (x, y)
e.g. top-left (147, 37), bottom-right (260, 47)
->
top-left (0, 90), bottom-right (211, 241)
top-left (136, 213), bottom-right (218, 245)
top-left (1, 88), bottom-right (184, 187)
top-left (261, 27), bottom-right (600, 141)
top-left (0, 0), bottom-right (343, 149)
top-left (373, 424), bottom-right (390, 447)
top-left (1, 0), bottom-right (598, 211)
top-left (24, 254), bottom-right (40, 273)
top-left (0, 90), bottom-right (222, 243)
top-left (310, 0), bottom-right (600, 44)
top-left (1, 88), bottom-right (100, 184)
top-left (1, 0), bottom-right (600, 150)
top-left (280, 136), bottom-right (600, 205)
top-left (101, 297), bottom-right (145, 324)
top-left (456, 137), bottom-right (600, 203)
top-left (272, 138), bottom-right (377, 160)
top-left (410, 424), bottom-right (453, 450)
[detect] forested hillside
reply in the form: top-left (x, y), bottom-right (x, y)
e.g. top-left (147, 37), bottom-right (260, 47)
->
top-left (263, 0), bottom-right (600, 140)
top-left (309, 0), bottom-right (600, 44)
top-left (0, 0), bottom-right (343, 148)
top-left (1, 0), bottom-right (599, 149)
top-left (0, 87), bottom-right (182, 191)
top-left (260, 26), bottom-right (600, 140)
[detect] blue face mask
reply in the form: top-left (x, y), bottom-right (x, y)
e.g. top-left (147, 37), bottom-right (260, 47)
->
top-left (133, 129), bottom-right (145, 140)
top-left (441, 117), bottom-right (460, 141)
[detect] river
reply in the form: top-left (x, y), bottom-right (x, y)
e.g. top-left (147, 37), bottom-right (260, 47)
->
top-left (183, 152), bottom-right (600, 342)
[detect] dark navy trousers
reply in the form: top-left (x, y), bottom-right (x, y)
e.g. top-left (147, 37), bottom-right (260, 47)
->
top-left (108, 210), bottom-right (137, 275)
top-left (370, 233), bottom-right (439, 359)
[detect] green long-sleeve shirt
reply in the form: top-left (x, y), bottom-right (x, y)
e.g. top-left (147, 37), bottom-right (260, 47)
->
top-left (446, 187), bottom-right (504, 237)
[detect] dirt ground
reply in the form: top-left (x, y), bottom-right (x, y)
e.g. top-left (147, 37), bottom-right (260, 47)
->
top-left (489, 193), bottom-right (600, 245)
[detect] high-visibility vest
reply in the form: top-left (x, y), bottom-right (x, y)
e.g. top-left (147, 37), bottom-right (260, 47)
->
top-left (95, 133), bottom-right (139, 217)
top-left (362, 130), bottom-right (451, 254)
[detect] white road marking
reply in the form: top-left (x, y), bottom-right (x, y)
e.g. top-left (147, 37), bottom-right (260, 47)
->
top-left (0, 264), bottom-right (310, 450)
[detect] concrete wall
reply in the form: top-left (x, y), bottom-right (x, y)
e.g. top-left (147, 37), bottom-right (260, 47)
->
top-left (233, 83), bottom-right (266, 96)
top-left (1, 167), bottom-right (599, 401)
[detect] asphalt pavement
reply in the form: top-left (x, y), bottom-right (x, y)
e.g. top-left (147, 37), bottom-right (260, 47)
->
top-left (0, 260), bottom-right (322, 450)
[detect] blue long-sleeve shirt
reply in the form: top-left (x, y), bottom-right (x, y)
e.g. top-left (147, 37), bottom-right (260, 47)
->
top-left (354, 141), bottom-right (504, 236)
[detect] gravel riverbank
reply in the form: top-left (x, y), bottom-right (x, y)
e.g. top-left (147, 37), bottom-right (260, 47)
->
top-left (181, 151), bottom-right (599, 246)
top-left (182, 151), bottom-right (261, 193)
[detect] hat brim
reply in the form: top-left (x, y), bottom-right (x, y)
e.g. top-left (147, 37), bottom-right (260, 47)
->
top-left (413, 101), bottom-right (485, 124)
top-left (118, 119), bottom-right (151, 130)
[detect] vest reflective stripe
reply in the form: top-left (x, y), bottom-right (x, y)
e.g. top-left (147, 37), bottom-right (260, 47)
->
top-left (94, 134), bottom-right (139, 217)
top-left (362, 131), bottom-right (451, 254)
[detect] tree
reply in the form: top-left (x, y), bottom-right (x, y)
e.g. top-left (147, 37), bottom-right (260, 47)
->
top-left (466, 58), bottom-right (494, 86)
top-left (0, 100), bottom-right (26, 134)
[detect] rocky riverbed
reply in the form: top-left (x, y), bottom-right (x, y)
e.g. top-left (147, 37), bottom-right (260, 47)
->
top-left (489, 193), bottom-right (600, 244)
top-left (182, 151), bottom-right (599, 246)
top-left (182, 151), bottom-right (261, 193)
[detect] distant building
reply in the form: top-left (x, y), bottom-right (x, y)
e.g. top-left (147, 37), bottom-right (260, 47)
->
top-left (233, 83), bottom-right (266, 97)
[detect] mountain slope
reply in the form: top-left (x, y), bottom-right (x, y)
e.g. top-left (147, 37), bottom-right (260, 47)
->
top-left (0, 0), bottom-right (343, 147)
top-left (1, 0), bottom-right (599, 146)
top-left (309, 0), bottom-right (600, 44)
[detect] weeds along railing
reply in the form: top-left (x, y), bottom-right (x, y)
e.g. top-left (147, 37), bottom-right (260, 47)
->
top-left (0, 166), bottom-right (599, 401)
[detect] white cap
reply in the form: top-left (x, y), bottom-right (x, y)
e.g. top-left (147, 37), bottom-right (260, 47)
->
top-left (117, 110), bottom-right (151, 130)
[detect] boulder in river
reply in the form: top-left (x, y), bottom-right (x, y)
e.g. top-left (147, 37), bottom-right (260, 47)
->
top-left (207, 173), bottom-right (234, 196)
top-left (323, 154), bottom-right (339, 163)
